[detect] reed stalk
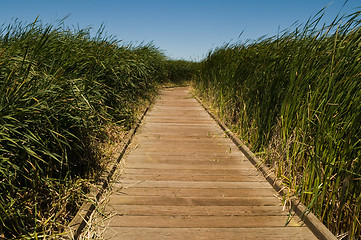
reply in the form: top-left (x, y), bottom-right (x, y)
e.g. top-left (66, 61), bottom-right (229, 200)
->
top-left (193, 7), bottom-right (361, 239)
top-left (0, 18), bottom-right (169, 238)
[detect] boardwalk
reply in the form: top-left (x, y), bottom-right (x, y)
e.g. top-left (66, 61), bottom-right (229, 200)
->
top-left (103, 87), bottom-right (318, 239)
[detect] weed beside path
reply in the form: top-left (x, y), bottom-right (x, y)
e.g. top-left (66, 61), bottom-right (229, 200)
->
top-left (193, 8), bottom-right (361, 239)
top-left (0, 19), bottom-right (168, 238)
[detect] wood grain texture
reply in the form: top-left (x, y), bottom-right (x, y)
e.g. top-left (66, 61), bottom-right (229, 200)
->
top-left (103, 87), bottom-right (318, 239)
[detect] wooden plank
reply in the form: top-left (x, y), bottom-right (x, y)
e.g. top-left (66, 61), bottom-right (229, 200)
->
top-left (108, 215), bottom-right (303, 228)
top-left (106, 205), bottom-right (289, 216)
top-left (126, 153), bottom-right (249, 159)
top-left (143, 117), bottom-right (215, 124)
top-left (104, 227), bottom-right (317, 240)
top-left (128, 148), bottom-right (243, 154)
top-left (108, 195), bottom-right (283, 206)
top-left (132, 140), bottom-right (239, 147)
top-left (124, 158), bottom-right (252, 166)
top-left (146, 113), bottom-right (210, 118)
top-left (118, 174), bottom-right (266, 182)
top-left (116, 180), bottom-right (274, 189)
top-left (134, 138), bottom-right (233, 145)
top-left (122, 168), bottom-right (262, 176)
top-left (112, 186), bottom-right (278, 197)
top-left (124, 163), bottom-right (254, 170)
top-left (133, 146), bottom-right (242, 155)
top-left (125, 153), bottom-right (248, 161)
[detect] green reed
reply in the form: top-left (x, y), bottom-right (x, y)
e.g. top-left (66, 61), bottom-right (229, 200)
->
top-left (194, 8), bottom-right (361, 239)
top-left (0, 19), bottom-right (168, 238)
top-left (164, 60), bottom-right (199, 84)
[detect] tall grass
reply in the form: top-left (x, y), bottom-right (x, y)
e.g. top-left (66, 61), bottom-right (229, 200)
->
top-left (164, 59), bottom-right (199, 84)
top-left (193, 8), bottom-right (361, 239)
top-left (0, 19), bottom-right (167, 238)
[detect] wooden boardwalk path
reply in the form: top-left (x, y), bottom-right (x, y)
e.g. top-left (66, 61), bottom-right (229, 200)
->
top-left (103, 87), bottom-right (318, 239)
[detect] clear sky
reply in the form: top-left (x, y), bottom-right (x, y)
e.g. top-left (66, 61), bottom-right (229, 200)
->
top-left (0, 0), bottom-right (360, 61)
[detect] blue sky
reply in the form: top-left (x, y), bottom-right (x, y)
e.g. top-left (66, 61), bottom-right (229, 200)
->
top-left (0, 0), bottom-right (360, 61)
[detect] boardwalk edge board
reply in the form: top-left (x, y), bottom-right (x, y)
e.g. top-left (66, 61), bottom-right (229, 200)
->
top-left (63, 100), bottom-right (153, 239)
top-left (194, 95), bottom-right (337, 240)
